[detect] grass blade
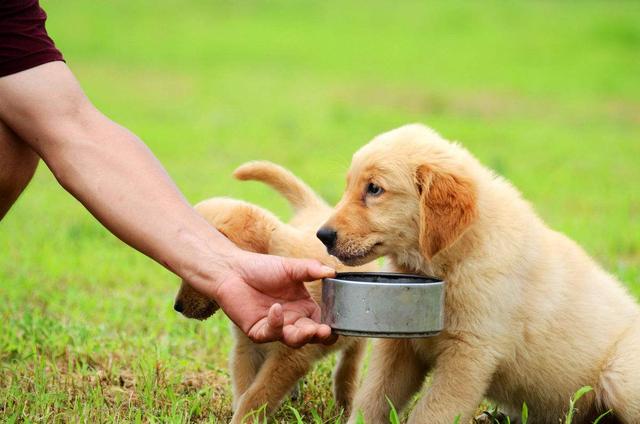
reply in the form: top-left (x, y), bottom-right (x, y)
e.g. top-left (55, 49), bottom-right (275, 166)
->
top-left (289, 406), bottom-right (304, 424)
top-left (565, 386), bottom-right (593, 424)
top-left (311, 408), bottom-right (323, 424)
top-left (572, 386), bottom-right (593, 403)
top-left (593, 410), bottom-right (612, 424)
top-left (386, 396), bottom-right (400, 424)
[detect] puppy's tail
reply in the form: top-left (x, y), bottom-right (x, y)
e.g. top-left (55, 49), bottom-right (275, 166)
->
top-left (233, 161), bottom-right (327, 212)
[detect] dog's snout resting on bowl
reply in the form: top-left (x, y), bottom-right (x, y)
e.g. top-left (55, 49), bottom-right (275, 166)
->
top-left (321, 124), bottom-right (640, 424)
top-left (174, 161), bottom-right (377, 423)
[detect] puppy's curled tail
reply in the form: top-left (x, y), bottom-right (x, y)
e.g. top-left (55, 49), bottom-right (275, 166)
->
top-left (233, 161), bottom-right (327, 212)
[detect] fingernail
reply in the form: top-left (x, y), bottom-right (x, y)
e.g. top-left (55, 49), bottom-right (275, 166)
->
top-left (320, 266), bottom-right (335, 276)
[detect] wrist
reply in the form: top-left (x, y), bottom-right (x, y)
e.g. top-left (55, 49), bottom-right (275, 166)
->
top-left (173, 226), bottom-right (244, 301)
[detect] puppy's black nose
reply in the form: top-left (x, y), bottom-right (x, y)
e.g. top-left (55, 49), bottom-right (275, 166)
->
top-left (173, 301), bottom-right (184, 313)
top-left (316, 227), bottom-right (337, 250)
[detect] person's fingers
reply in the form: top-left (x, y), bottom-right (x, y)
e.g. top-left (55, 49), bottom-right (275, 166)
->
top-left (322, 333), bottom-right (339, 345)
top-left (316, 332), bottom-right (339, 346)
top-left (280, 257), bottom-right (335, 284)
top-left (315, 324), bottom-right (337, 344)
top-left (267, 302), bottom-right (284, 329)
top-left (281, 318), bottom-right (319, 348)
top-left (249, 303), bottom-right (284, 344)
top-left (303, 322), bottom-right (338, 345)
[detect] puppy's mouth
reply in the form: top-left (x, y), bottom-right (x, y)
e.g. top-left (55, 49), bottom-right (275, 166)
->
top-left (330, 242), bottom-right (383, 266)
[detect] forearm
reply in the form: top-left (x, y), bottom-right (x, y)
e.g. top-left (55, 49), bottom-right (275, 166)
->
top-left (0, 63), bottom-right (236, 294)
top-left (41, 114), bottom-right (237, 289)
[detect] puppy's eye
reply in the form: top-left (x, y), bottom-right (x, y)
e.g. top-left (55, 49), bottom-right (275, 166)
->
top-left (366, 182), bottom-right (384, 197)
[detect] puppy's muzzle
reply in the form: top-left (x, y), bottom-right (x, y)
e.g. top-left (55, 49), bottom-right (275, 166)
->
top-left (173, 300), bottom-right (184, 313)
top-left (316, 226), bottom-right (337, 250)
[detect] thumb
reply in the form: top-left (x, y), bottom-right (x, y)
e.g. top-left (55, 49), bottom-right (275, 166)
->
top-left (280, 257), bottom-right (336, 283)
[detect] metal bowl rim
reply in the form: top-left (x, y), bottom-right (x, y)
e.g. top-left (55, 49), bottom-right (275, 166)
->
top-left (325, 272), bottom-right (443, 286)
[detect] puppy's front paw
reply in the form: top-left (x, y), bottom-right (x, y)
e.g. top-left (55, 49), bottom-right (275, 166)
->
top-left (289, 379), bottom-right (302, 402)
top-left (474, 410), bottom-right (514, 424)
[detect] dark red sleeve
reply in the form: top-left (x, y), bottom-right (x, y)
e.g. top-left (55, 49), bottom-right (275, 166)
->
top-left (0, 0), bottom-right (64, 77)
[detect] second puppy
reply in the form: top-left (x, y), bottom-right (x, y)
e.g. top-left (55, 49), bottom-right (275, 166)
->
top-left (174, 161), bottom-right (376, 423)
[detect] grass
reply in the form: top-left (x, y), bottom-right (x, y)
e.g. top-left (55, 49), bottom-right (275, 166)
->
top-left (1, 0), bottom-right (639, 422)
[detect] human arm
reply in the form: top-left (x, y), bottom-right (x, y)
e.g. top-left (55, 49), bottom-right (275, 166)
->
top-left (0, 61), bottom-right (335, 347)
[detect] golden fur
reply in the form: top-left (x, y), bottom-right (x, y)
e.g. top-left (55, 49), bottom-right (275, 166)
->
top-left (319, 124), bottom-right (639, 424)
top-left (174, 161), bottom-right (376, 423)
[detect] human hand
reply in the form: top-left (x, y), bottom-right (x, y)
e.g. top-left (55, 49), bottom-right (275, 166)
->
top-left (209, 250), bottom-right (337, 348)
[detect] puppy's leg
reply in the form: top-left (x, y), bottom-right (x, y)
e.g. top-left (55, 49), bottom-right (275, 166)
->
top-left (333, 339), bottom-right (366, 414)
top-left (597, 322), bottom-right (640, 423)
top-left (230, 346), bottom-right (320, 424)
top-left (347, 339), bottom-right (428, 424)
top-left (229, 332), bottom-right (266, 410)
top-left (406, 339), bottom-right (496, 424)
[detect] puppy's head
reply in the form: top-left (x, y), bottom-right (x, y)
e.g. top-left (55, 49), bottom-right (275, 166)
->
top-left (174, 282), bottom-right (219, 320)
top-left (318, 124), bottom-right (477, 265)
top-left (174, 198), bottom-right (278, 320)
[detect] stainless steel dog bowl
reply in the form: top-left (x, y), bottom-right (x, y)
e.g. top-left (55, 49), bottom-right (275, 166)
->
top-left (321, 272), bottom-right (445, 338)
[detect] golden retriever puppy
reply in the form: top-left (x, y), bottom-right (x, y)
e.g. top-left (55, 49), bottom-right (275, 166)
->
top-left (317, 124), bottom-right (640, 424)
top-left (174, 161), bottom-right (376, 423)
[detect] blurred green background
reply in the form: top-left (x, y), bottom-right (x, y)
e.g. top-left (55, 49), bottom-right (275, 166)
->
top-left (1, 1), bottom-right (639, 422)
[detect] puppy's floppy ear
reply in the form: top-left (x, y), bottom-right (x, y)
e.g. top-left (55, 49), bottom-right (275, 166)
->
top-left (415, 165), bottom-right (477, 260)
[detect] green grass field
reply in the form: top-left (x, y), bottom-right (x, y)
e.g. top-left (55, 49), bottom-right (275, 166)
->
top-left (1, 1), bottom-right (639, 422)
